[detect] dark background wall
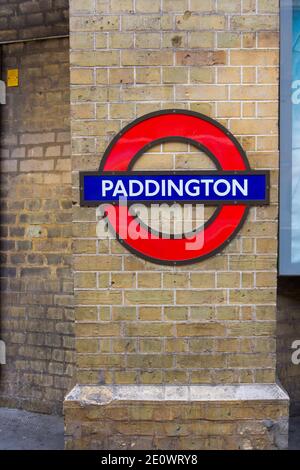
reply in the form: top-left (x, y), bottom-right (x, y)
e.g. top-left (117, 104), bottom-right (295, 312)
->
top-left (0, 37), bottom-right (74, 414)
top-left (0, 0), bottom-right (69, 43)
top-left (277, 277), bottom-right (300, 416)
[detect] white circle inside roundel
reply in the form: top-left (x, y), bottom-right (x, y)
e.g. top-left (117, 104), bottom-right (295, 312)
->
top-left (130, 141), bottom-right (219, 237)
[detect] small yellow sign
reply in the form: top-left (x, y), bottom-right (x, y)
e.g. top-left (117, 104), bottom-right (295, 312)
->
top-left (7, 69), bottom-right (19, 87)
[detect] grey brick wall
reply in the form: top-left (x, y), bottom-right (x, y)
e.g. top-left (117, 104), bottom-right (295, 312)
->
top-left (0, 0), bottom-right (69, 43)
top-left (0, 37), bottom-right (74, 415)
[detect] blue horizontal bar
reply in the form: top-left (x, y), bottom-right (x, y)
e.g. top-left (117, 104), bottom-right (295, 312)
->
top-left (82, 173), bottom-right (268, 204)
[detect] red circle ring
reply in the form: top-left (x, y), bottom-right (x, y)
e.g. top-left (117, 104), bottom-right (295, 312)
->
top-left (100, 110), bottom-right (249, 265)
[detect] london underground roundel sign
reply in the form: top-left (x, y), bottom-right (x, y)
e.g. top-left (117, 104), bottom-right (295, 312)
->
top-left (80, 110), bottom-right (269, 265)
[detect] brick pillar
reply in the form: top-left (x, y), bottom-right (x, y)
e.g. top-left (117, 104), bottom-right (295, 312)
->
top-left (65, 0), bottom-right (289, 449)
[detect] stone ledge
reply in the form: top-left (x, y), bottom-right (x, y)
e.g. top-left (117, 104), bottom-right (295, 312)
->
top-left (65, 383), bottom-right (289, 406)
top-left (64, 383), bottom-right (289, 450)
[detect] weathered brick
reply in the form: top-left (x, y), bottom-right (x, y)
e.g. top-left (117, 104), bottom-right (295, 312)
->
top-left (231, 50), bottom-right (278, 66)
top-left (125, 323), bottom-right (174, 337)
top-left (230, 15), bottom-right (278, 31)
top-left (76, 291), bottom-right (122, 305)
top-left (177, 290), bottom-right (226, 305)
top-left (70, 16), bottom-right (119, 32)
top-left (122, 50), bottom-right (173, 66)
top-left (175, 13), bottom-right (225, 31)
top-left (177, 323), bottom-right (226, 337)
top-left (176, 50), bottom-right (226, 66)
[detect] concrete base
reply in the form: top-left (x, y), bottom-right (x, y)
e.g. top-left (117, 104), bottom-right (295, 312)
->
top-left (64, 384), bottom-right (289, 450)
top-left (0, 408), bottom-right (64, 450)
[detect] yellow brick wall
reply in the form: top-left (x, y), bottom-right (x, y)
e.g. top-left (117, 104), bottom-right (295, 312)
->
top-left (70, 0), bottom-right (279, 386)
